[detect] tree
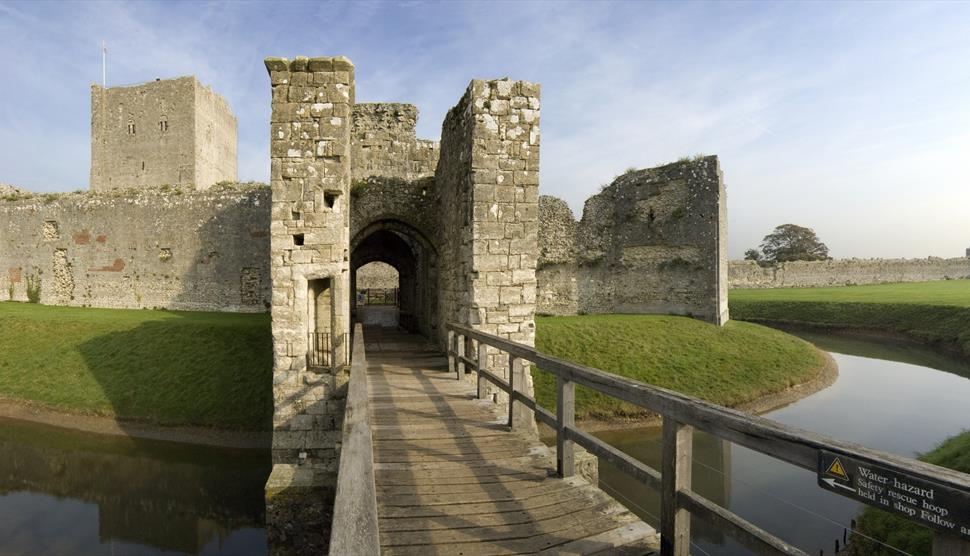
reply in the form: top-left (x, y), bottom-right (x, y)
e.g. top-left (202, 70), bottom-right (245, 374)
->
top-left (743, 248), bottom-right (762, 262)
top-left (757, 224), bottom-right (830, 264)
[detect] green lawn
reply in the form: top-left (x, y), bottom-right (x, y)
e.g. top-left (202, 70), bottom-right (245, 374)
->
top-left (730, 280), bottom-right (970, 307)
top-left (848, 430), bottom-right (970, 556)
top-left (0, 302), bottom-right (272, 430)
top-left (532, 315), bottom-right (827, 420)
top-left (730, 280), bottom-right (970, 358)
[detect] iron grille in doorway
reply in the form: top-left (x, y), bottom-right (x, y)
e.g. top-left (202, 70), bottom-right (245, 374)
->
top-left (307, 332), bottom-right (349, 369)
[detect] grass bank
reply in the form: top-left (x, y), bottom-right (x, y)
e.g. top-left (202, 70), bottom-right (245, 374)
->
top-left (848, 430), bottom-right (970, 556)
top-left (0, 302), bottom-right (272, 430)
top-left (730, 280), bottom-right (970, 359)
top-left (532, 314), bottom-right (828, 421)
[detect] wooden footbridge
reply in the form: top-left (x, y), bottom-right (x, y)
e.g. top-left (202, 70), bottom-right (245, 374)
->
top-left (328, 324), bottom-right (970, 556)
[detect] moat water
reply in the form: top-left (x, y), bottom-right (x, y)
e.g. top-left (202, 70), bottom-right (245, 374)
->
top-left (596, 331), bottom-right (970, 556)
top-left (0, 331), bottom-right (967, 555)
top-left (0, 420), bottom-right (270, 555)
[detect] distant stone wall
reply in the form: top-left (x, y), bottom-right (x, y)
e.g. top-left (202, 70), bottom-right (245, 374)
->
top-left (355, 262), bottom-right (398, 289)
top-left (729, 258), bottom-right (970, 288)
top-left (0, 186), bottom-right (270, 312)
top-left (537, 157), bottom-right (728, 324)
top-left (351, 103), bottom-right (439, 181)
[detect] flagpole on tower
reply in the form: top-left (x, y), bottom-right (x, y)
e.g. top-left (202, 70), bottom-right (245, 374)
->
top-left (101, 41), bottom-right (107, 87)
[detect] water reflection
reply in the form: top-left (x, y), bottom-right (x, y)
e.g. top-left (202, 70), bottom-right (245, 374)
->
top-left (597, 331), bottom-right (970, 555)
top-left (596, 427), bottom-right (732, 545)
top-left (0, 417), bottom-right (270, 556)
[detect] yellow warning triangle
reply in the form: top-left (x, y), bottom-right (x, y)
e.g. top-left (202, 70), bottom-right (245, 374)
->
top-left (827, 458), bottom-right (849, 480)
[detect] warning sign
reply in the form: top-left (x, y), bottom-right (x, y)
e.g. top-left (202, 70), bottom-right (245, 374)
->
top-left (826, 457), bottom-right (849, 481)
top-left (817, 450), bottom-right (970, 540)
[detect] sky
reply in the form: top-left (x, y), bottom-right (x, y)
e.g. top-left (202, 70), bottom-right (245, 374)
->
top-left (1, 0), bottom-right (969, 259)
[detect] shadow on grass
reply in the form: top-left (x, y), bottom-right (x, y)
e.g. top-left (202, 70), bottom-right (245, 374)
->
top-left (74, 311), bottom-right (273, 433)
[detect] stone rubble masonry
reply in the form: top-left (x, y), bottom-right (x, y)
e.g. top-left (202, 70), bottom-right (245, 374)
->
top-left (351, 103), bottom-right (439, 181)
top-left (91, 76), bottom-right (237, 192)
top-left (263, 54), bottom-right (357, 556)
top-left (0, 183), bottom-right (27, 197)
top-left (729, 257), bottom-right (970, 288)
top-left (0, 186), bottom-right (270, 311)
top-left (265, 55), bottom-right (355, 469)
top-left (437, 78), bottom-right (541, 409)
top-left (537, 156), bottom-right (729, 325)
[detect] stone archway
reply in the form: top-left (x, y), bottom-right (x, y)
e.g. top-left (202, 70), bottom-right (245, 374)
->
top-left (350, 219), bottom-right (438, 339)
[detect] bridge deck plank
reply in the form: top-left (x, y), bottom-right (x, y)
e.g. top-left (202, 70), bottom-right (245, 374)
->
top-left (365, 327), bottom-right (659, 555)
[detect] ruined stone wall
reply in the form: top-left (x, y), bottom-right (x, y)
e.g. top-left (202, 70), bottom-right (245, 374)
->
top-left (355, 261), bottom-right (398, 290)
top-left (91, 76), bottom-right (237, 192)
top-left (265, 55), bottom-right (354, 472)
top-left (537, 157), bottom-right (728, 325)
top-left (536, 196), bottom-right (579, 315)
top-left (0, 183), bottom-right (27, 197)
top-left (350, 103), bottom-right (439, 181)
top-left (0, 187), bottom-right (270, 312)
top-left (729, 258), bottom-right (970, 288)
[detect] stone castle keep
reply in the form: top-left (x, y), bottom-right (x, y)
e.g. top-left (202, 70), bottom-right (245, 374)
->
top-left (91, 76), bottom-right (237, 191)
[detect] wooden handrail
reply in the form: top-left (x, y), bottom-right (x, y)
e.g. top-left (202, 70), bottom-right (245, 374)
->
top-left (447, 322), bottom-right (970, 556)
top-left (329, 323), bottom-right (380, 555)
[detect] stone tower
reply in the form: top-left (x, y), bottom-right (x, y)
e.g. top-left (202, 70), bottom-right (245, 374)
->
top-left (90, 76), bottom-right (237, 191)
top-left (265, 56), bottom-right (354, 467)
top-left (263, 55), bottom-right (356, 548)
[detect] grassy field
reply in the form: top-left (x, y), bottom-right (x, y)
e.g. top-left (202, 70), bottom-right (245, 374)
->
top-left (532, 314), bottom-right (827, 420)
top-left (0, 302), bottom-right (272, 430)
top-left (730, 280), bottom-right (970, 358)
top-left (730, 280), bottom-right (970, 306)
top-left (848, 430), bottom-right (970, 556)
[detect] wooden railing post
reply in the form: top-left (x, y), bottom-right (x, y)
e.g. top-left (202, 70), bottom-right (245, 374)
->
top-left (456, 333), bottom-right (465, 380)
top-left (508, 356), bottom-right (518, 428)
top-left (556, 375), bottom-right (575, 478)
top-left (661, 418), bottom-right (693, 556)
top-left (477, 341), bottom-right (488, 400)
top-left (447, 329), bottom-right (455, 377)
top-left (509, 357), bottom-right (531, 430)
top-left (933, 532), bottom-right (970, 556)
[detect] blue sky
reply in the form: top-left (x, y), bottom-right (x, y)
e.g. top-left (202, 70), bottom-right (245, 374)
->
top-left (1, 0), bottom-right (969, 259)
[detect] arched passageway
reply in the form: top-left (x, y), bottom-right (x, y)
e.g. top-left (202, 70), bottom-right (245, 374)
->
top-left (350, 220), bottom-right (438, 339)
top-left (355, 261), bottom-right (400, 326)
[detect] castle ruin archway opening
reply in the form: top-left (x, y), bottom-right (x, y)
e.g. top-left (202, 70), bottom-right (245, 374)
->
top-left (355, 262), bottom-right (400, 327)
top-left (350, 219), bottom-right (438, 339)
